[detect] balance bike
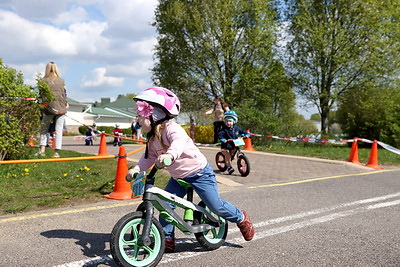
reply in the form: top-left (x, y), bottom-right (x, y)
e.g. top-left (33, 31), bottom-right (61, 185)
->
top-left (215, 138), bottom-right (251, 177)
top-left (110, 158), bottom-right (228, 267)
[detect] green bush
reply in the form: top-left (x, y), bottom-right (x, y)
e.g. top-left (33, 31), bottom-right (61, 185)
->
top-left (184, 125), bottom-right (213, 144)
top-left (0, 59), bottom-right (47, 160)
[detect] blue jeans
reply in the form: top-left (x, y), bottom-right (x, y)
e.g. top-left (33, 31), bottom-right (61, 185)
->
top-left (159, 163), bottom-right (243, 239)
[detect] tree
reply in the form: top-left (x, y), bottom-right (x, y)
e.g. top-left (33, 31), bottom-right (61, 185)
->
top-left (0, 59), bottom-right (45, 160)
top-left (236, 59), bottom-right (299, 137)
top-left (337, 85), bottom-right (400, 147)
top-left (282, 0), bottom-right (400, 134)
top-left (152, 0), bottom-right (280, 109)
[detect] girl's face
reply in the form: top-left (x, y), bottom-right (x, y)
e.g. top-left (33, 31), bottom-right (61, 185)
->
top-left (138, 116), bottom-right (152, 133)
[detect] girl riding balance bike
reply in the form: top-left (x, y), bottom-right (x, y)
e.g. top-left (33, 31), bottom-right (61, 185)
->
top-left (125, 88), bottom-right (254, 254)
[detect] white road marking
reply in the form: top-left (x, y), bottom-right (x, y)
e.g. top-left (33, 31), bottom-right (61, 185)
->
top-left (55, 192), bottom-right (400, 266)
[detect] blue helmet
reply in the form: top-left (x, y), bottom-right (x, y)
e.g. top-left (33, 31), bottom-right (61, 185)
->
top-left (223, 110), bottom-right (238, 124)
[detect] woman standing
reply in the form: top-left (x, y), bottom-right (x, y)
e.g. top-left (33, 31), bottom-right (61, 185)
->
top-left (205, 96), bottom-right (230, 144)
top-left (36, 62), bottom-right (69, 158)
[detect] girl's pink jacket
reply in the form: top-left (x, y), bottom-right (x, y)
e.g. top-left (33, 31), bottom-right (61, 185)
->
top-left (135, 121), bottom-right (207, 179)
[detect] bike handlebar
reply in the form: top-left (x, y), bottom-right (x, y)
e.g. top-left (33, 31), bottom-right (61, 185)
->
top-left (226, 137), bottom-right (248, 142)
top-left (146, 157), bottom-right (172, 182)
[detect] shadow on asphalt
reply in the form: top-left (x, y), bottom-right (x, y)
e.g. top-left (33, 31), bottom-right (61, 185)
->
top-left (41, 229), bottom-right (110, 258)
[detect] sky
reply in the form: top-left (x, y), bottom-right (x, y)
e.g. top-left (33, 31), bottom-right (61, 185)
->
top-left (0, 0), bottom-right (316, 119)
top-left (0, 0), bottom-right (158, 103)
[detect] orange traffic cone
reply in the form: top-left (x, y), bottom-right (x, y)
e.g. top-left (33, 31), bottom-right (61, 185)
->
top-left (138, 136), bottom-right (143, 145)
top-left (348, 138), bottom-right (362, 165)
top-left (243, 130), bottom-right (256, 151)
top-left (104, 146), bottom-right (133, 200)
top-left (28, 136), bottom-right (35, 147)
top-left (97, 133), bottom-right (110, 156)
top-left (366, 140), bottom-right (382, 169)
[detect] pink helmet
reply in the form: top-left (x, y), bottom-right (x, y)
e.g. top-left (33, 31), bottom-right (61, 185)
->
top-left (134, 87), bottom-right (181, 116)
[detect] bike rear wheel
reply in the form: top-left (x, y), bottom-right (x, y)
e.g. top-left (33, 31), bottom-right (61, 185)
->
top-left (110, 211), bottom-right (165, 267)
top-left (194, 201), bottom-right (228, 250)
top-left (237, 153), bottom-right (250, 177)
top-left (215, 152), bottom-right (227, 172)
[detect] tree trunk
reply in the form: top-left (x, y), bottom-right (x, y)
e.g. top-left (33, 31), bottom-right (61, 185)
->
top-left (320, 108), bottom-right (329, 135)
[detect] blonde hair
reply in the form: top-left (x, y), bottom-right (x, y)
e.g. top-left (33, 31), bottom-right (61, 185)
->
top-left (43, 62), bottom-right (61, 79)
top-left (152, 123), bottom-right (169, 151)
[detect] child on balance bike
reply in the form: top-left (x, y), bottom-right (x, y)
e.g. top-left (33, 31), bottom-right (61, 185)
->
top-left (218, 110), bottom-right (250, 175)
top-left (126, 88), bottom-right (254, 253)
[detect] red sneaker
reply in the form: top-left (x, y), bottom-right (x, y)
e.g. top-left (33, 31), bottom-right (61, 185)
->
top-left (164, 238), bottom-right (175, 253)
top-left (237, 210), bottom-right (254, 241)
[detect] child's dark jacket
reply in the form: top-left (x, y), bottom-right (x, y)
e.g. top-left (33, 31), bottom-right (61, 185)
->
top-left (218, 125), bottom-right (248, 142)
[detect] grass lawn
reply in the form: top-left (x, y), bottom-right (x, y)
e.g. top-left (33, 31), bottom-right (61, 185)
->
top-left (254, 141), bottom-right (400, 166)
top-left (0, 148), bottom-right (169, 215)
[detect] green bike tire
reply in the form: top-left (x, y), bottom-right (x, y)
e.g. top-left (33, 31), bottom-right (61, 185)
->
top-left (110, 211), bottom-right (165, 267)
top-left (194, 201), bottom-right (228, 250)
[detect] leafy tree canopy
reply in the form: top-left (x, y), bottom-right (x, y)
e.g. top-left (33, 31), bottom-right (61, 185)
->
top-left (283, 0), bottom-right (400, 134)
top-left (152, 0), bottom-right (279, 109)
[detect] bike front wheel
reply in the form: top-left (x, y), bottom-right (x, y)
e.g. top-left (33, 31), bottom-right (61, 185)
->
top-left (110, 211), bottom-right (165, 267)
top-left (237, 153), bottom-right (250, 177)
top-left (215, 152), bottom-right (227, 172)
top-left (194, 201), bottom-right (228, 250)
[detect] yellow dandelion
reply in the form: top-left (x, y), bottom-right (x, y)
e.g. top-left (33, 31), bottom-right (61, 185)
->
top-left (24, 168), bottom-right (29, 172)
top-left (80, 178), bottom-right (84, 181)
top-left (12, 174), bottom-right (17, 177)
top-left (76, 175), bottom-right (80, 178)
top-left (63, 173), bottom-right (68, 177)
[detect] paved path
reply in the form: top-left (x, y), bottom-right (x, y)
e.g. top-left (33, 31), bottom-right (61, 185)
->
top-left (61, 136), bottom-right (385, 188)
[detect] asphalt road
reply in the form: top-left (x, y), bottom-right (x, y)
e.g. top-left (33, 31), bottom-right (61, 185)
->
top-left (1, 136), bottom-right (399, 266)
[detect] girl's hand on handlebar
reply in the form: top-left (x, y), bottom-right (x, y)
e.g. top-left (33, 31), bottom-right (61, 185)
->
top-left (126, 168), bottom-right (139, 182)
top-left (126, 169), bottom-right (147, 182)
top-left (156, 153), bottom-right (173, 168)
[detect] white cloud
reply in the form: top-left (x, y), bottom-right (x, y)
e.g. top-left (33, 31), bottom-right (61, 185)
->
top-left (99, 0), bottom-right (157, 40)
top-left (53, 6), bottom-right (89, 26)
top-left (106, 59), bottom-right (154, 78)
top-left (0, 0), bottom-right (158, 103)
top-left (68, 20), bottom-right (108, 56)
top-left (136, 79), bottom-right (154, 91)
top-left (82, 67), bottom-right (124, 88)
top-left (0, 10), bottom-right (77, 62)
top-left (3, 0), bottom-right (69, 20)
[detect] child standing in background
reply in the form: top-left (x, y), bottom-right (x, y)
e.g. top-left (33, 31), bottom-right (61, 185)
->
top-left (113, 123), bottom-right (124, 146)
